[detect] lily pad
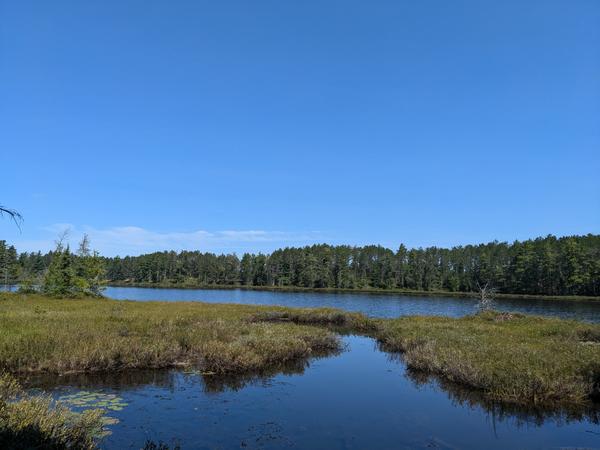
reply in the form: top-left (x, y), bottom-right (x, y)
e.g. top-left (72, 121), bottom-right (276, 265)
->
top-left (58, 390), bottom-right (129, 412)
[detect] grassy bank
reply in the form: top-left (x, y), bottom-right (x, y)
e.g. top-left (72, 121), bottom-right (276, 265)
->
top-left (0, 293), bottom-right (340, 375)
top-left (248, 310), bottom-right (600, 408)
top-left (0, 294), bottom-right (344, 448)
top-left (375, 313), bottom-right (600, 406)
top-left (106, 281), bottom-right (600, 302)
top-left (1, 292), bottom-right (600, 409)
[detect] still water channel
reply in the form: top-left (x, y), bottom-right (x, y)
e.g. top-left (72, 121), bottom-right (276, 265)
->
top-left (26, 335), bottom-right (599, 449)
top-left (19, 287), bottom-right (600, 448)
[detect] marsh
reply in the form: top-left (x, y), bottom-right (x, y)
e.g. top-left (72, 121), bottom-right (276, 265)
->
top-left (1, 293), bottom-right (599, 448)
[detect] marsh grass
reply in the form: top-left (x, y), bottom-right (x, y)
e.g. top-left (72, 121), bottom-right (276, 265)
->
top-left (375, 312), bottom-right (600, 407)
top-left (0, 294), bottom-right (344, 448)
top-left (0, 372), bottom-right (105, 449)
top-left (1, 292), bottom-right (600, 412)
top-left (404, 368), bottom-right (600, 426)
top-left (0, 293), bottom-right (340, 375)
top-left (248, 308), bottom-right (377, 333)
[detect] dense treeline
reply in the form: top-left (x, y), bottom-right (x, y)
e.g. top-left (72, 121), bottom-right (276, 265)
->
top-left (0, 241), bottom-right (19, 284)
top-left (11, 234), bottom-right (599, 297)
top-left (2, 236), bottom-right (104, 297)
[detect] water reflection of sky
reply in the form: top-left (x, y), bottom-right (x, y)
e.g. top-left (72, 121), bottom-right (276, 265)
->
top-left (25, 336), bottom-right (600, 450)
top-left (104, 286), bottom-right (600, 323)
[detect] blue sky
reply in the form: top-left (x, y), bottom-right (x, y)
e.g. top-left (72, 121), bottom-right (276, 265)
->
top-left (1, 0), bottom-right (598, 256)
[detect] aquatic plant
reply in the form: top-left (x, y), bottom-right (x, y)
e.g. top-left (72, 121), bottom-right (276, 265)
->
top-left (57, 390), bottom-right (126, 437)
top-left (58, 391), bottom-right (128, 412)
top-left (0, 372), bottom-right (105, 449)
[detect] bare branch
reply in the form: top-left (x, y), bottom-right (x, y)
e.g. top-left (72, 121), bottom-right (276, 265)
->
top-left (55, 229), bottom-right (71, 252)
top-left (0, 206), bottom-right (23, 232)
top-left (476, 280), bottom-right (496, 311)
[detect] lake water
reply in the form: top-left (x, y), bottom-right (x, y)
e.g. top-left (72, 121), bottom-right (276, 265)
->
top-left (26, 335), bottom-right (600, 449)
top-left (11, 286), bottom-right (600, 447)
top-left (104, 286), bottom-right (600, 323)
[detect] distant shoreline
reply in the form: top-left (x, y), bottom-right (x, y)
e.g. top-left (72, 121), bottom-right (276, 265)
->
top-left (105, 281), bottom-right (600, 302)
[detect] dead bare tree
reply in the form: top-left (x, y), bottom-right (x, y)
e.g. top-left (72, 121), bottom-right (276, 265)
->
top-left (54, 229), bottom-right (70, 252)
top-left (476, 281), bottom-right (496, 311)
top-left (0, 206), bottom-right (23, 231)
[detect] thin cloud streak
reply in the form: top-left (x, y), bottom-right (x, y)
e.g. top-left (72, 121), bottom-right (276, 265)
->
top-left (13, 225), bottom-right (325, 256)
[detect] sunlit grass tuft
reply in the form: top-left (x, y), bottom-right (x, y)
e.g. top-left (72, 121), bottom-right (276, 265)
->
top-left (0, 372), bottom-right (105, 449)
top-left (0, 293), bottom-right (341, 375)
top-left (1, 292), bottom-right (600, 411)
top-left (376, 311), bottom-right (600, 406)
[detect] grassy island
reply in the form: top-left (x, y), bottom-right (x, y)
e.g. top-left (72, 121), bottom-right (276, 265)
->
top-left (1, 292), bottom-right (599, 448)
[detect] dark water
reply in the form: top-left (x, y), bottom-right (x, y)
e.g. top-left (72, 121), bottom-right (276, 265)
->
top-left (26, 335), bottom-right (600, 450)
top-left (104, 286), bottom-right (600, 322)
top-left (12, 286), bottom-right (600, 447)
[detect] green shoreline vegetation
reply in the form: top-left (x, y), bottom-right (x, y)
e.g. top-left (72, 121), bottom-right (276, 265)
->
top-left (1, 232), bottom-right (599, 448)
top-left (106, 280), bottom-right (600, 302)
top-left (4, 233), bottom-right (600, 299)
top-left (1, 292), bottom-right (600, 448)
top-left (1, 292), bottom-right (599, 407)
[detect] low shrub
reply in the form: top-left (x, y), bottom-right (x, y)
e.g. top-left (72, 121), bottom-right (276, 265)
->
top-left (0, 372), bottom-right (105, 449)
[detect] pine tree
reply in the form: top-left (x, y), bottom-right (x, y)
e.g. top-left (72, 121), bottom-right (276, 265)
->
top-left (41, 234), bottom-right (105, 297)
top-left (43, 246), bottom-right (75, 297)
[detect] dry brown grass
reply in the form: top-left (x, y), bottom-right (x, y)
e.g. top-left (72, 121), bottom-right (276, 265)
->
top-left (376, 312), bottom-right (600, 406)
top-left (1, 292), bottom-right (599, 410)
top-left (0, 293), bottom-right (340, 375)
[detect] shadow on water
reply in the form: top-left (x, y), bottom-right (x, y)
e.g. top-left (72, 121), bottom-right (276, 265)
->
top-left (403, 367), bottom-right (600, 427)
top-left (22, 340), bottom-right (599, 430)
top-left (376, 342), bottom-right (600, 427)
top-left (200, 357), bottom-right (319, 394)
top-left (22, 347), bottom-right (340, 396)
top-left (22, 370), bottom-right (176, 391)
top-left (17, 335), bottom-right (600, 449)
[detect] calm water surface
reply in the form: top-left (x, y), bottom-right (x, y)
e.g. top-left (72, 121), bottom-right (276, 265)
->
top-left (14, 286), bottom-right (600, 447)
top-left (26, 335), bottom-right (600, 449)
top-left (105, 286), bottom-right (600, 322)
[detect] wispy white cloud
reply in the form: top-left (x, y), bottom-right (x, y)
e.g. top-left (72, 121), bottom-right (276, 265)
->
top-left (13, 225), bottom-right (325, 256)
top-left (41, 223), bottom-right (76, 234)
